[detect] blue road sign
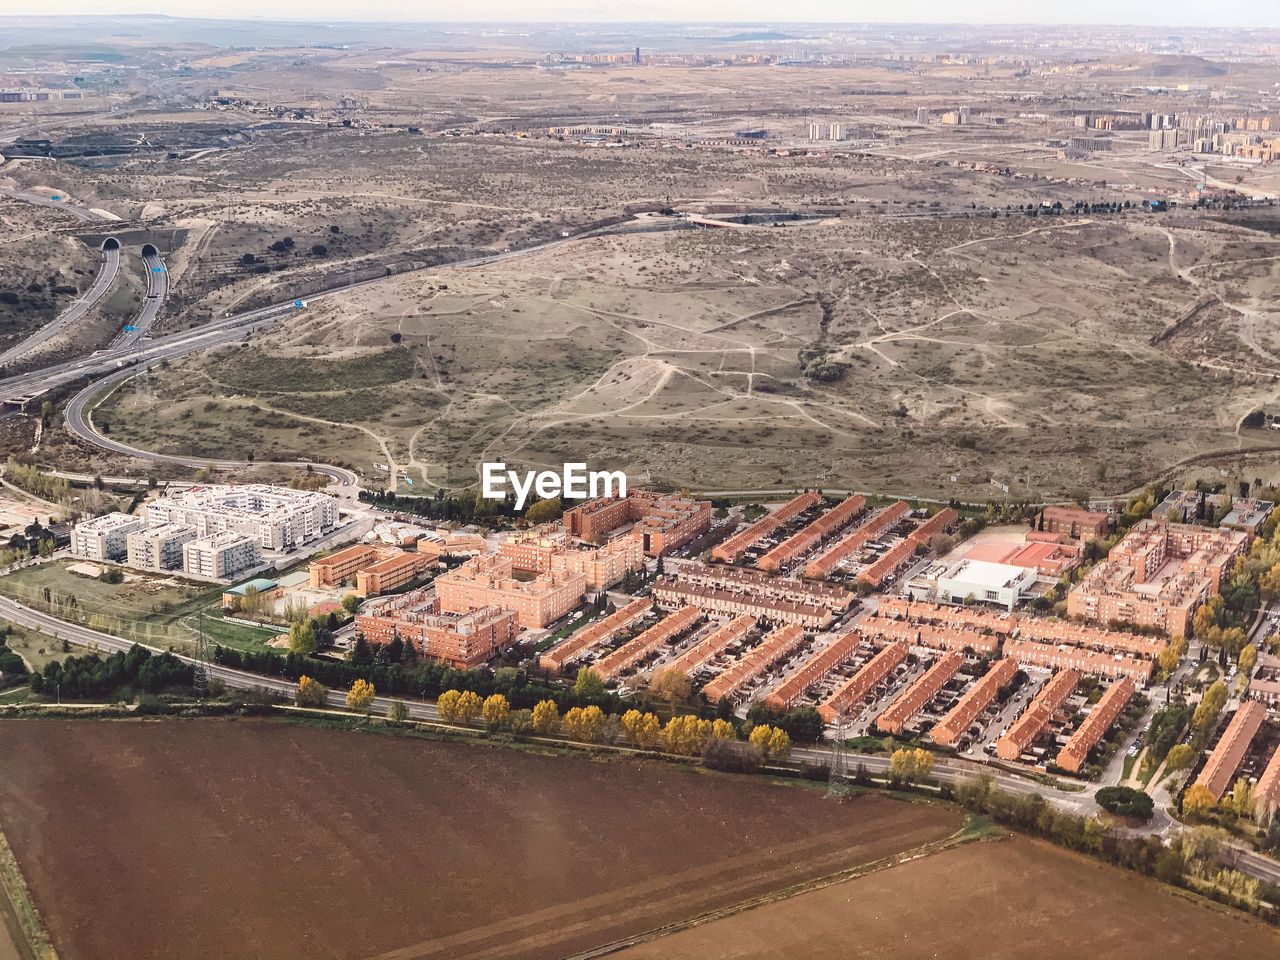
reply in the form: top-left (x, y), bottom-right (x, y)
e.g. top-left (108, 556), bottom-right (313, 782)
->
top-left (293, 300), bottom-right (305, 308)
top-left (123, 325), bottom-right (137, 331)
top-left (151, 266), bottom-right (165, 272)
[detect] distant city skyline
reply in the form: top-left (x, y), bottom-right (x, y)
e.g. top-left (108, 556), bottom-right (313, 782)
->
top-left (12, 1), bottom-right (1280, 28)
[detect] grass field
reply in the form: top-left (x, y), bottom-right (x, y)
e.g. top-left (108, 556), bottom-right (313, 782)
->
top-left (615, 837), bottom-right (1280, 960)
top-left (0, 718), bottom-right (961, 960)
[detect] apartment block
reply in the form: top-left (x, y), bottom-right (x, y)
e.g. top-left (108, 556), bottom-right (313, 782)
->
top-left (817, 640), bottom-right (909, 724)
top-left (932, 657), bottom-right (1019, 746)
top-left (182, 531), bottom-right (261, 579)
top-left (355, 551), bottom-right (432, 596)
top-left (435, 554), bottom-right (586, 629)
top-left (702, 624), bottom-right (808, 704)
top-left (1004, 639), bottom-right (1153, 683)
top-left (309, 544), bottom-right (380, 587)
top-left (562, 489), bottom-right (711, 556)
top-left (996, 668), bottom-right (1079, 760)
top-left (875, 653), bottom-right (964, 735)
top-left (355, 593), bottom-right (519, 669)
top-left (539, 597), bottom-right (651, 673)
top-left (1195, 700), bottom-right (1266, 801)
top-left (712, 491), bottom-right (823, 562)
top-left (593, 605), bottom-right (701, 681)
top-left (70, 512), bottom-right (147, 561)
top-left (498, 527), bottom-right (643, 589)
top-left (764, 630), bottom-right (863, 712)
top-left (145, 484), bottom-right (338, 551)
top-left (667, 614), bottom-right (756, 676)
top-left (125, 522), bottom-right (197, 572)
top-left (1039, 506), bottom-right (1113, 541)
top-left (1056, 677), bottom-right (1135, 773)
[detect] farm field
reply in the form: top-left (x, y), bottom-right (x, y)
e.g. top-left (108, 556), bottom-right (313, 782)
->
top-left (616, 837), bottom-right (1280, 960)
top-left (0, 718), bottom-right (961, 960)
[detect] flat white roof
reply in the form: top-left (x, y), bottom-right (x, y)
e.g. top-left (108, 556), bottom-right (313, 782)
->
top-left (940, 559), bottom-right (1033, 591)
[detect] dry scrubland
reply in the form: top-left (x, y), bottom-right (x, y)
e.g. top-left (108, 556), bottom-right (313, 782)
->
top-left (0, 192), bottom-right (96, 347)
top-left (0, 719), bottom-right (959, 960)
top-left (103, 210), bottom-right (1280, 500)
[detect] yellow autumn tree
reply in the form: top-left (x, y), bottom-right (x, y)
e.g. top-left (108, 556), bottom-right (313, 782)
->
top-left (1184, 784), bottom-right (1216, 816)
top-left (890, 747), bottom-right (935, 784)
top-left (711, 718), bottom-right (736, 740)
top-left (664, 715), bottom-right (712, 756)
top-left (346, 678), bottom-right (375, 713)
top-left (749, 724), bottom-right (775, 755)
top-left (768, 728), bottom-right (792, 761)
top-left (456, 690), bottom-right (483, 725)
top-left (562, 705), bottom-right (606, 743)
top-left (436, 689), bottom-right (462, 722)
top-left (295, 674), bottom-right (328, 708)
top-left (531, 699), bottom-right (560, 734)
top-left (482, 693), bottom-right (510, 728)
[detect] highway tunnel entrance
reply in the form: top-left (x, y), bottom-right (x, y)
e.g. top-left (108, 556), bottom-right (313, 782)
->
top-left (141, 243), bottom-right (158, 258)
top-left (101, 237), bottom-right (120, 252)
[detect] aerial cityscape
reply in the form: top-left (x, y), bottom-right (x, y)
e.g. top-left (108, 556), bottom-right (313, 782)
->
top-left (2, 7), bottom-right (1280, 959)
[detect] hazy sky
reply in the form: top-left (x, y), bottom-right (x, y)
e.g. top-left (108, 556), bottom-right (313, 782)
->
top-left (14, 0), bottom-right (1280, 27)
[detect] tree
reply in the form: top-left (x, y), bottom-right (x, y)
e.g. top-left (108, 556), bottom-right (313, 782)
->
top-left (455, 690), bottom-right (482, 724)
top-left (437, 689), bottom-right (463, 722)
top-left (622, 708), bottom-right (662, 747)
top-left (768, 728), bottom-right (791, 761)
top-left (524, 497), bottom-right (563, 526)
top-left (1239, 643), bottom-right (1258, 677)
top-left (531, 699), bottom-right (560, 734)
top-left (1165, 744), bottom-right (1195, 772)
top-left (562, 705), bottom-right (606, 742)
top-left (889, 747), bottom-right (934, 785)
top-left (650, 667), bottom-right (690, 708)
top-left (710, 718), bottom-right (736, 741)
top-left (341, 593), bottom-right (361, 616)
top-left (1192, 681), bottom-right (1228, 732)
top-left (288, 618), bottom-right (318, 656)
top-left (1183, 784), bottom-right (1217, 816)
top-left (749, 723), bottom-right (776, 756)
top-left (1095, 785), bottom-right (1155, 820)
top-left (1157, 634), bottom-right (1188, 676)
top-left (664, 715), bottom-right (711, 755)
top-left (1230, 776), bottom-right (1255, 818)
top-left (346, 678), bottom-right (375, 713)
top-left (573, 666), bottom-right (605, 699)
top-left (482, 693), bottom-right (510, 728)
top-left (295, 675), bottom-right (328, 708)
top-left (387, 700), bottom-right (410, 724)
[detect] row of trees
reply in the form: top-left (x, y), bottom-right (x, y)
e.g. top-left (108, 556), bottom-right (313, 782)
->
top-left (28, 645), bottom-right (193, 699)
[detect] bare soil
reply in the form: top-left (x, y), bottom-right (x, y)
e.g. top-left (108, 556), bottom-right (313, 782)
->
top-left (0, 718), bottom-right (960, 960)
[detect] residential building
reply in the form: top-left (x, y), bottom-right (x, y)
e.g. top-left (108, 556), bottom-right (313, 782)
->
top-left (874, 653), bottom-right (964, 735)
top-left (1038, 506), bottom-right (1113, 541)
top-left (562, 488), bottom-right (711, 556)
top-left (652, 579), bottom-right (832, 628)
top-left (498, 527), bottom-right (643, 589)
top-left (703, 623), bottom-right (807, 704)
top-left (817, 640), bottom-right (909, 723)
top-left (309, 544), bottom-right (380, 587)
top-left (857, 613), bottom-right (1000, 656)
top-left (144, 484), bottom-right (338, 551)
top-left (1017, 619), bottom-right (1166, 660)
top-left (932, 657), bottom-right (1018, 746)
top-left (125, 522), bottom-right (197, 572)
top-left (1004, 639), bottom-right (1154, 682)
top-left (593, 605), bottom-right (701, 681)
top-left (355, 593), bottom-right (519, 669)
top-left (539, 597), bottom-right (651, 673)
top-left (435, 554), bottom-right (586, 628)
top-left (764, 630), bottom-right (863, 712)
top-left (996, 668), bottom-right (1079, 760)
top-left (70, 512), bottom-right (147, 561)
top-left (668, 614), bottom-right (756, 676)
top-left (712, 491), bottom-right (823, 562)
top-left (805, 500), bottom-right (911, 578)
top-left (415, 529), bottom-right (487, 560)
top-left (1056, 677), bottom-right (1135, 773)
top-left (878, 597), bottom-right (1016, 635)
top-left (355, 551), bottom-right (432, 596)
top-left (183, 531), bottom-right (261, 579)
top-left (757, 495), bottom-right (865, 573)
top-left (1195, 700), bottom-right (1266, 801)
top-left (1253, 744), bottom-right (1280, 823)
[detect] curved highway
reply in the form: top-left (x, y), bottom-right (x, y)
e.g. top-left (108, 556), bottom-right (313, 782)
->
top-left (0, 242), bottom-right (121, 368)
top-left (114, 246), bottom-right (167, 347)
top-left (64, 366), bottom-right (358, 486)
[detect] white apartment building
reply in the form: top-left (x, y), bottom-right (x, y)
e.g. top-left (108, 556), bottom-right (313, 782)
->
top-left (126, 522), bottom-right (197, 572)
top-left (183, 532), bottom-right (261, 579)
top-left (70, 512), bottom-right (147, 561)
top-left (144, 484), bottom-right (338, 551)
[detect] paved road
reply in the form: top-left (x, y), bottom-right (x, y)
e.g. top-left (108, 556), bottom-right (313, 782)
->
top-left (114, 248), bottom-right (167, 347)
top-left (0, 188), bottom-right (110, 224)
top-left (63, 368), bottom-right (359, 486)
top-left (0, 243), bottom-right (120, 368)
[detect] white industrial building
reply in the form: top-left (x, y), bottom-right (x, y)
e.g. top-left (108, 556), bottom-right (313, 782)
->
top-left (931, 558), bottom-right (1037, 611)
